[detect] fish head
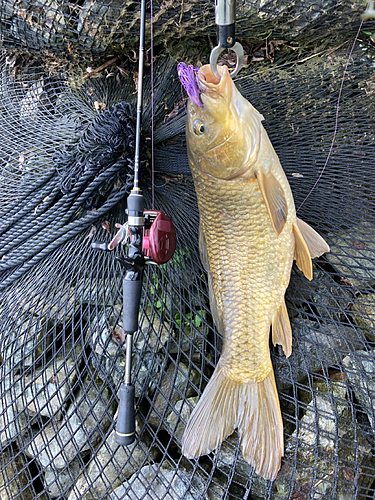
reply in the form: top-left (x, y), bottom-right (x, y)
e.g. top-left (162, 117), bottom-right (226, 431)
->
top-left (186, 64), bottom-right (263, 180)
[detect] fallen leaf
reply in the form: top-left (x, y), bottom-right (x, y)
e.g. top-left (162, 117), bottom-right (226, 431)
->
top-left (339, 276), bottom-right (354, 287)
top-left (342, 467), bottom-right (355, 483)
top-left (117, 66), bottom-right (129, 78)
top-left (94, 101), bottom-right (106, 111)
top-left (133, 71), bottom-right (139, 91)
top-left (87, 225), bottom-right (97, 239)
top-left (166, 103), bottom-right (179, 120)
top-left (291, 490), bottom-right (308, 500)
top-left (113, 326), bottom-right (126, 344)
top-left (266, 40), bottom-right (286, 62)
top-left (252, 55), bottom-right (264, 62)
top-left (102, 220), bottom-right (111, 234)
top-left (351, 240), bottom-right (367, 249)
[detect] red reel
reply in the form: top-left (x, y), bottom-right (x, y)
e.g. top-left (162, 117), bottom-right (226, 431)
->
top-left (143, 210), bottom-right (177, 264)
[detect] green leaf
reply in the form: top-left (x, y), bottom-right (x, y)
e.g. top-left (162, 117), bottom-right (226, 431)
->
top-left (194, 315), bottom-right (202, 328)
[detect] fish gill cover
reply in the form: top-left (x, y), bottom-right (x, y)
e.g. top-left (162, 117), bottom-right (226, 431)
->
top-left (0, 1), bottom-right (375, 499)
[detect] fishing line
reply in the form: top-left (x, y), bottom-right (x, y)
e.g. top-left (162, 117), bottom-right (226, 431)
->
top-left (151, 0), bottom-right (155, 209)
top-left (296, 20), bottom-right (364, 213)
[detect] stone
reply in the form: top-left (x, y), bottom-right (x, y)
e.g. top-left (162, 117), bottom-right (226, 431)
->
top-left (343, 350), bottom-right (375, 428)
top-left (136, 310), bottom-right (170, 352)
top-left (325, 223), bottom-right (375, 288)
top-left (273, 379), bottom-right (374, 499)
top-left (27, 381), bottom-right (113, 470)
top-left (169, 321), bottom-right (208, 355)
top-left (0, 369), bottom-right (26, 447)
top-left (89, 308), bottom-right (164, 397)
top-left (109, 461), bottom-right (224, 500)
top-left (350, 293), bottom-right (375, 342)
top-left (166, 396), bottom-right (198, 441)
top-left (0, 450), bottom-right (47, 500)
top-left (148, 362), bottom-right (200, 428)
top-left (218, 433), bottom-right (270, 499)
top-left (15, 352), bottom-right (78, 420)
top-left (1, 313), bottom-right (51, 369)
top-left (44, 458), bottom-right (81, 498)
top-left (307, 269), bottom-right (354, 322)
top-left (67, 416), bottom-right (158, 500)
top-left (274, 319), bottom-right (365, 392)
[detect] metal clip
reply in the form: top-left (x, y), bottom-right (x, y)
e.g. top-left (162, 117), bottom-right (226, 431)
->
top-left (210, 42), bottom-right (244, 80)
top-left (210, 0), bottom-right (244, 80)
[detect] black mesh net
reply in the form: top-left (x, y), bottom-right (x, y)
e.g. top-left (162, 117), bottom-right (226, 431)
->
top-left (0, 0), bottom-right (370, 56)
top-left (1, 1), bottom-right (375, 499)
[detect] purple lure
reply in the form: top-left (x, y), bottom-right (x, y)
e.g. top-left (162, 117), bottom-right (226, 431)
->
top-left (177, 62), bottom-right (203, 107)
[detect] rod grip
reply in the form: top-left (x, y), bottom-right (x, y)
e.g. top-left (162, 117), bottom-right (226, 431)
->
top-left (115, 383), bottom-right (135, 445)
top-left (123, 278), bottom-right (143, 333)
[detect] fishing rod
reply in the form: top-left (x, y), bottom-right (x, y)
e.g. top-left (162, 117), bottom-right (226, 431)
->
top-left (93, 0), bottom-right (176, 446)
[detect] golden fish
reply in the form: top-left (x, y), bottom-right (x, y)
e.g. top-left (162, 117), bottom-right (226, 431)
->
top-left (181, 64), bottom-right (330, 480)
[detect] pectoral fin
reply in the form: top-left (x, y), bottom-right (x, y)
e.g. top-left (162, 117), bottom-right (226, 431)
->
top-left (296, 218), bottom-right (330, 258)
top-left (256, 170), bottom-right (288, 236)
top-left (293, 222), bottom-right (313, 280)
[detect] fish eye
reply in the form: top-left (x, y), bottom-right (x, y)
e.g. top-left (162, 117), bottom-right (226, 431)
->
top-left (193, 120), bottom-right (205, 135)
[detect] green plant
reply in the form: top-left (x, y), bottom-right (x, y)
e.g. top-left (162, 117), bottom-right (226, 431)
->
top-left (175, 310), bottom-right (205, 329)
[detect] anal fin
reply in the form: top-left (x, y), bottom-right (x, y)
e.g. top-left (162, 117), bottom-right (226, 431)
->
top-left (272, 301), bottom-right (292, 358)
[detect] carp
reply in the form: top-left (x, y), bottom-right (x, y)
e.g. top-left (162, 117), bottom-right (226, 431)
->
top-left (181, 64), bottom-right (330, 480)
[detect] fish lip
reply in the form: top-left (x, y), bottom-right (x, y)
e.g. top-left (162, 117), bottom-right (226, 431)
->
top-left (197, 65), bottom-right (229, 95)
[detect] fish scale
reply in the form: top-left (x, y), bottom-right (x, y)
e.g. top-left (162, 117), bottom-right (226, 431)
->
top-left (191, 163), bottom-right (294, 382)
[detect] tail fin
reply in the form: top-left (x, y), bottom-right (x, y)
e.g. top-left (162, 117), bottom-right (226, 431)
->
top-left (181, 362), bottom-right (283, 481)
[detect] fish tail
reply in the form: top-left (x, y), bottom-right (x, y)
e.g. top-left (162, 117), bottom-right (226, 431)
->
top-left (181, 361), bottom-right (283, 481)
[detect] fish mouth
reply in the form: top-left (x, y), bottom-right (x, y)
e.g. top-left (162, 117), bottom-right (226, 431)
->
top-left (197, 64), bottom-right (230, 98)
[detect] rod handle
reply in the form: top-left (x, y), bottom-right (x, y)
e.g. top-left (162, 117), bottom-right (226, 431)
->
top-left (115, 383), bottom-right (135, 445)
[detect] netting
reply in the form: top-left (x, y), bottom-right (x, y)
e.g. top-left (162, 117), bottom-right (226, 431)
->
top-left (1, 0), bottom-right (375, 498)
top-left (0, 0), bottom-right (370, 57)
